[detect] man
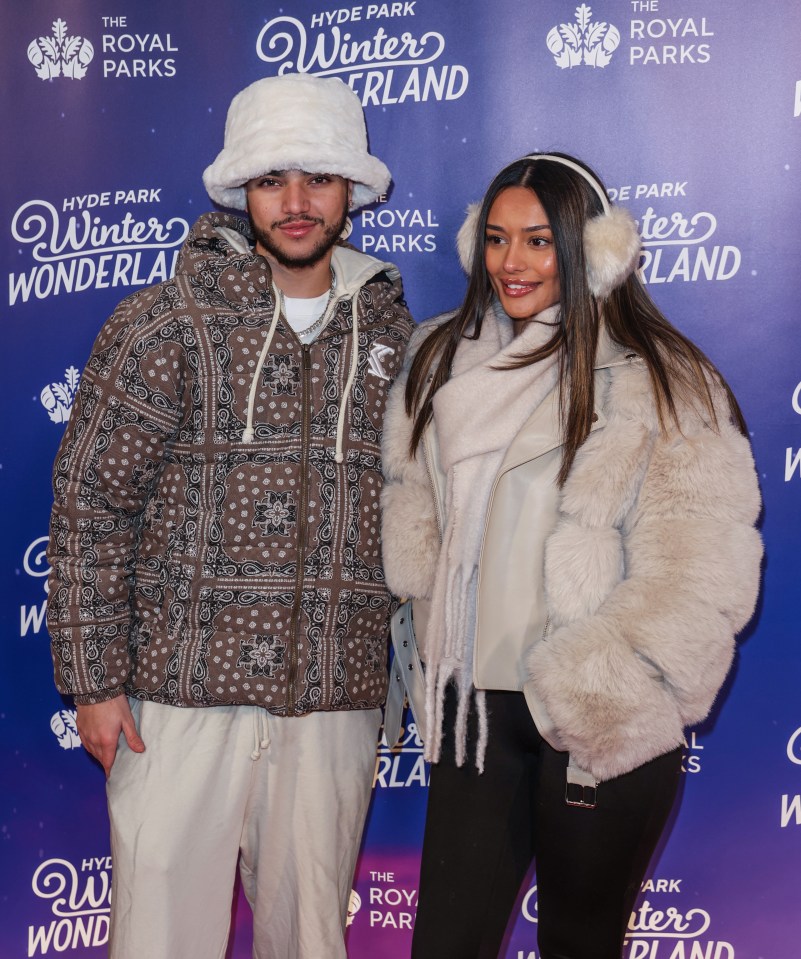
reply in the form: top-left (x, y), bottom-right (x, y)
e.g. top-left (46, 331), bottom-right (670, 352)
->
top-left (46, 73), bottom-right (413, 958)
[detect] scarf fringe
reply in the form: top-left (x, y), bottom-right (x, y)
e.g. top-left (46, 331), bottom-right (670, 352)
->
top-left (424, 664), bottom-right (489, 774)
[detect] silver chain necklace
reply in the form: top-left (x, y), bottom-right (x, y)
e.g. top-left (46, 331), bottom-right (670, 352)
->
top-left (295, 266), bottom-right (336, 338)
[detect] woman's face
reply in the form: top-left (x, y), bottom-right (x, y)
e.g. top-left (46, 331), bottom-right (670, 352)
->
top-left (484, 186), bottom-right (560, 322)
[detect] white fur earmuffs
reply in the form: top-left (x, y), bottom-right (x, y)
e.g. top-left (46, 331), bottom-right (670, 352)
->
top-left (456, 154), bottom-right (641, 299)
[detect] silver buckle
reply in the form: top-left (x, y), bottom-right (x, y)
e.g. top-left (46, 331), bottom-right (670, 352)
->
top-left (565, 761), bottom-right (598, 809)
top-left (565, 781), bottom-right (598, 809)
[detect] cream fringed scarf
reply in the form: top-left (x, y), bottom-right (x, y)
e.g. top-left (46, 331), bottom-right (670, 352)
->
top-left (424, 302), bottom-right (562, 772)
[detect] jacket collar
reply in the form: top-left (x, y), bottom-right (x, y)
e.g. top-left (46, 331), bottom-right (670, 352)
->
top-left (595, 323), bottom-right (634, 370)
top-left (210, 214), bottom-right (400, 300)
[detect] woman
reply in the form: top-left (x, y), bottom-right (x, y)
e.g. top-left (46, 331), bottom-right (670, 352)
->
top-left (380, 153), bottom-right (762, 959)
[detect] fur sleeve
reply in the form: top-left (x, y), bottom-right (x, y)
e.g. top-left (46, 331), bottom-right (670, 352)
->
top-left (525, 363), bottom-right (763, 781)
top-left (380, 322), bottom-right (444, 599)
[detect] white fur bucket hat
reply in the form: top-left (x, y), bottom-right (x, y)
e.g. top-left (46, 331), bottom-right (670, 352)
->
top-left (203, 73), bottom-right (391, 212)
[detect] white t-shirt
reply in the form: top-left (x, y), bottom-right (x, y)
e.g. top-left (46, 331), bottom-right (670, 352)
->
top-left (283, 290), bottom-right (331, 344)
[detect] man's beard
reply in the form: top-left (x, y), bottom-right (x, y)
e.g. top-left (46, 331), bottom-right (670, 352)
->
top-left (249, 207), bottom-right (349, 270)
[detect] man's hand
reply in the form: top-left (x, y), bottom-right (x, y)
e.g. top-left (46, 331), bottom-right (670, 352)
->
top-left (76, 697), bottom-right (145, 777)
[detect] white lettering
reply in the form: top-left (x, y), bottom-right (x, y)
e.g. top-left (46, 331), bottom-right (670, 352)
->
top-left (366, 1), bottom-right (416, 17)
top-left (373, 751), bottom-right (428, 787)
top-left (32, 859), bottom-right (111, 914)
top-left (9, 249), bottom-right (180, 305)
top-left (349, 63), bottom-right (467, 104)
top-left (630, 44), bottom-right (711, 65)
top-left (257, 16), bottom-right (444, 76)
top-left (361, 233), bottom-right (437, 253)
top-left (637, 246), bottom-right (740, 285)
top-left (641, 878), bottom-right (683, 893)
top-left (522, 885), bottom-right (538, 923)
top-left (785, 448), bottom-right (801, 481)
top-left (630, 18), bottom-right (713, 40)
top-left (81, 857), bottom-right (112, 871)
top-left (792, 381), bottom-right (801, 415)
top-left (102, 58), bottom-right (177, 78)
top-left (27, 915), bottom-right (109, 956)
top-left (787, 726), bottom-right (801, 764)
top-left (21, 602), bottom-right (47, 637)
top-left (101, 34), bottom-right (178, 53)
top-left (368, 909), bottom-right (413, 928)
top-left (779, 794), bottom-right (800, 827)
top-left (639, 207), bottom-right (716, 244)
top-left (627, 899), bottom-right (711, 937)
top-left (11, 201), bottom-right (187, 263)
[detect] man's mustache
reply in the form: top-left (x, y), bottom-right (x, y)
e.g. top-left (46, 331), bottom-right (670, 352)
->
top-left (271, 215), bottom-right (324, 228)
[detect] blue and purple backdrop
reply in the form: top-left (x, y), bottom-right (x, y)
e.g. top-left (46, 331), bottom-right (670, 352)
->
top-left (2, 1), bottom-right (800, 956)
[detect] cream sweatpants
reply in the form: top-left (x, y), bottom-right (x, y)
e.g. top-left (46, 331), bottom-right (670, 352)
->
top-left (106, 699), bottom-right (381, 959)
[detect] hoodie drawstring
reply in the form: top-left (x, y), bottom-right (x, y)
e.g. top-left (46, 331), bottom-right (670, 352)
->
top-left (243, 282), bottom-right (361, 465)
top-left (334, 292), bottom-right (360, 464)
top-left (243, 281), bottom-right (283, 444)
top-left (250, 708), bottom-right (271, 761)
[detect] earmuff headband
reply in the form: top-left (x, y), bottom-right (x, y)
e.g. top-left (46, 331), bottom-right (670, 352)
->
top-left (522, 153), bottom-right (612, 214)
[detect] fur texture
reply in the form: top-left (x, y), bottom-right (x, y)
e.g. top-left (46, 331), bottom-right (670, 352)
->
top-left (204, 74), bottom-right (391, 211)
top-left (456, 203), bottom-right (481, 273)
top-left (382, 346), bottom-right (762, 781)
top-left (584, 206), bottom-right (642, 297)
top-left (380, 321), bottom-right (444, 605)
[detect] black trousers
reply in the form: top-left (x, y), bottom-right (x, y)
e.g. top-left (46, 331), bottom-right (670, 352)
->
top-left (411, 686), bottom-right (682, 959)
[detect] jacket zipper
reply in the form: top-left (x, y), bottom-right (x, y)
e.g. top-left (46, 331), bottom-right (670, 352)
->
top-left (287, 343), bottom-right (312, 714)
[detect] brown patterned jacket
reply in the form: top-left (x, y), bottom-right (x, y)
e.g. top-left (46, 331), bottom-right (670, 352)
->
top-left (47, 212), bottom-right (413, 714)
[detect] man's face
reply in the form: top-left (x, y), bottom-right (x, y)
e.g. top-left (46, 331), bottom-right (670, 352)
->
top-left (245, 170), bottom-right (351, 270)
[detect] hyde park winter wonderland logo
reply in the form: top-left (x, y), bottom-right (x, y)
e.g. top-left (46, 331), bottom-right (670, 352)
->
top-left (255, 5), bottom-right (469, 106)
top-left (28, 19), bottom-right (94, 79)
top-left (28, 857), bottom-right (111, 954)
top-left (547, 4), bottom-right (620, 68)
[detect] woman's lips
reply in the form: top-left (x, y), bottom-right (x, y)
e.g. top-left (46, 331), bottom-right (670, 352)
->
top-left (501, 280), bottom-right (541, 297)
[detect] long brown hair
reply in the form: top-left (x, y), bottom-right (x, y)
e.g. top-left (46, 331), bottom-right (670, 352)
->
top-left (405, 153), bottom-right (746, 484)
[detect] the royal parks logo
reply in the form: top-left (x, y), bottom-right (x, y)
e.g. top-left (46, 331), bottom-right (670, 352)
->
top-left (40, 366), bottom-right (80, 424)
top-left (28, 15), bottom-right (179, 81)
top-left (51, 709), bottom-right (82, 751)
top-left (546, 4), bottom-right (620, 69)
top-left (28, 19), bottom-right (94, 80)
top-left (347, 890), bottom-right (362, 927)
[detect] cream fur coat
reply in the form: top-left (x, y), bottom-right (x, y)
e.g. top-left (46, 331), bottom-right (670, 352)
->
top-left (381, 318), bottom-right (763, 781)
